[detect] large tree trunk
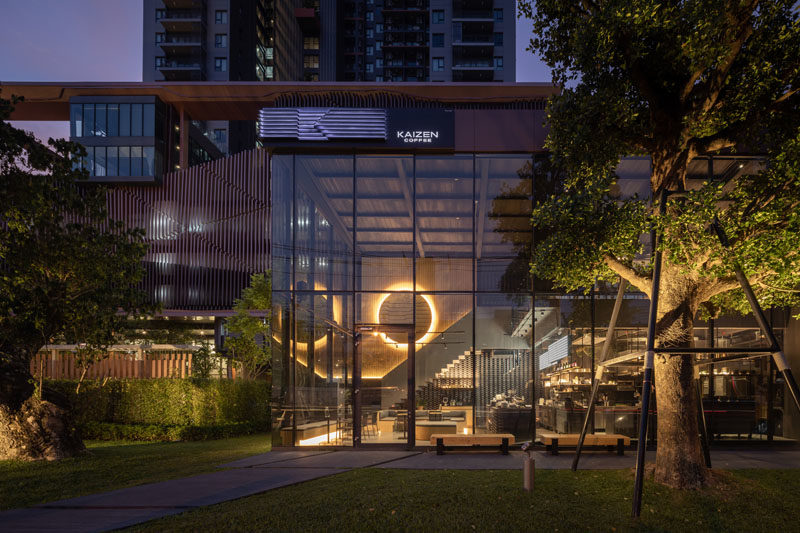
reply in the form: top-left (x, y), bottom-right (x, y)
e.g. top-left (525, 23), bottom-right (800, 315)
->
top-left (0, 354), bottom-right (85, 461)
top-left (651, 263), bottom-right (708, 488)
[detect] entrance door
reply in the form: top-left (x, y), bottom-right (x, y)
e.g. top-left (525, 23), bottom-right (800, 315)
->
top-left (353, 324), bottom-right (415, 447)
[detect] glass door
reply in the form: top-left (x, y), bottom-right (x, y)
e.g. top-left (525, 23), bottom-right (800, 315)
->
top-left (354, 324), bottom-right (414, 447)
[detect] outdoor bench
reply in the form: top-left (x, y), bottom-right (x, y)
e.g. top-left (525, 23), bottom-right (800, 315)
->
top-left (539, 432), bottom-right (630, 456)
top-left (430, 433), bottom-right (514, 455)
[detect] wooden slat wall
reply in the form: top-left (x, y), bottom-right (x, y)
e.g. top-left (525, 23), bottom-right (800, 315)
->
top-left (29, 351), bottom-right (202, 380)
top-left (106, 149), bottom-right (269, 311)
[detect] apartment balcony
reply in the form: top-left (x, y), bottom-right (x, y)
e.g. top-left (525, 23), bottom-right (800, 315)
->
top-left (162, 0), bottom-right (203, 8)
top-left (294, 7), bottom-right (320, 33)
top-left (453, 34), bottom-right (494, 46)
top-left (158, 9), bottom-right (203, 32)
top-left (158, 60), bottom-right (204, 81)
top-left (452, 69), bottom-right (494, 82)
top-left (159, 34), bottom-right (203, 56)
top-left (452, 60), bottom-right (493, 70)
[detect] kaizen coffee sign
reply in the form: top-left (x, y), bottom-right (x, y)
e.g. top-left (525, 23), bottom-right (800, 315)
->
top-left (258, 107), bottom-right (454, 148)
top-left (386, 108), bottom-right (454, 148)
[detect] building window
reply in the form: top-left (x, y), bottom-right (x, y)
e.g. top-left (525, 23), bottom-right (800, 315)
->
top-left (215, 10), bottom-right (228, 24)
top-left (366, 28), bottom-right (374, 38)
top-left (266, 66), bottom-right (274, 79)
top-left (303, 36), bottom-right (319, 50)
top-left (366, 63), bottom-right (374, 73)
top-left (304, 55), bottom-right (319, 69)
top-left (494, 56), bottom-right (503, 70)
top-left (375, 41), bottom-right (382, 52)
top-left (213, 129), bottom-right (227, 144)
top-left (432, 10), bottom-right (444, 24)
top-left (155, 56), bottom-right (166, 68)
top-left (366, 11), bottom-right (374, 21)
top-left (432, 33), bottom-right (444, 47)
top-left (366, 45), bottom-right (374, 56)
top-left (215, 34), bottom-right (227, 48)
top-left (494, 8), bottom-right (503, 22)
top-left (376, 23), bottom-right (383, 33)
top-left (376, 58), bottom-right (383, 68)
top-left (214, 57), bottom-right (227, 72)
top-left (155, 9), bottom-right (165, 20)
top-left (433, 57), bottom-right (444, 72)
top-left (376, 75), bottom-right (383, 82)
top-left (494, 32), bottom-right (503, 46)
top-left (155, 33), bottom-right (165, 44)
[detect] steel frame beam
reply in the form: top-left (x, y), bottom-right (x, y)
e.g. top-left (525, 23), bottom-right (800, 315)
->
top-left (572, 278), bottom-right (627, 471)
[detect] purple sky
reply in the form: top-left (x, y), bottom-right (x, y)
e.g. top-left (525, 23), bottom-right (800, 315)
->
top-left (0, 0), bottom-right (551, 143)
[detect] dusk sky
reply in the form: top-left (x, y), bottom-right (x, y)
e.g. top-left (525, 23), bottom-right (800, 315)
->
top-left (0, 0), bottom-right (551, 143)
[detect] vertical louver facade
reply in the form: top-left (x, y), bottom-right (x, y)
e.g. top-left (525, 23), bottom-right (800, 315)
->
top-left (106, 149), bottom-right (269, 311)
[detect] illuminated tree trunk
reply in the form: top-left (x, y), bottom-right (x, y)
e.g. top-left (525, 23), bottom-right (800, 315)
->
top-left (652, 262), bottom-right (708, 488)
top-left (0, 350), bottom-right (84, 461)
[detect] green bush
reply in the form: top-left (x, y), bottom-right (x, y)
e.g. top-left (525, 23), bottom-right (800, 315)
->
top-left (81, 421), bottom-right (265, 441)
top-left (45, 379), bottom-right (270, 440)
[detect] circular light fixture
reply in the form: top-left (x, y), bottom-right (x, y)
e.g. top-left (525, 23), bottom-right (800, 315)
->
top-left (374, 285), bottom-right (437, 348)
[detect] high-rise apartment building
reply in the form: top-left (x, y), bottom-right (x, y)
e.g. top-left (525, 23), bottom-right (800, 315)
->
top-left (143, 0), bottom-right (303, 155)
top-left (143, 1), bottom-right (516, 152)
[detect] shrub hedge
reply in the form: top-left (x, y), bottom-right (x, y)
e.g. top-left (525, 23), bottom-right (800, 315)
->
top-left (46, 379), bottom-right (270, 441)
top-left (80, 421), bottom-right (266, 442)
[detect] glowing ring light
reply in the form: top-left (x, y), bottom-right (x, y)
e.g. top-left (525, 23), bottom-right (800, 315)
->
top-left (374, 284), bottom-right (437, 348)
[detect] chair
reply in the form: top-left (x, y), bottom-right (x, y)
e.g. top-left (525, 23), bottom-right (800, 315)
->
top-left (362, 411), bottom-right (378, 438)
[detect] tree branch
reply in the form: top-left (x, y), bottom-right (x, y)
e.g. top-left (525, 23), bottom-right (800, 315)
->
top-left (688, 1), bottom-right (758, 117)
top-left (603, 255), bottom-right (652, 297)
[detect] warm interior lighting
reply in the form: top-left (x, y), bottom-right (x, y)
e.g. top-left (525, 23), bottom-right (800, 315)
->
top-left (463, 428), bottom-right (468, 435)
top-left (374, 283), bottom-right (438, 348)
top-left (298, 430), bottom-right (340, 446)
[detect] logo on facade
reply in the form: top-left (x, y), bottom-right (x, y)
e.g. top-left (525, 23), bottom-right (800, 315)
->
top-left (258, 108), bottom-right (387, 141)
top-left (395, 130), bottom-right (440, 143)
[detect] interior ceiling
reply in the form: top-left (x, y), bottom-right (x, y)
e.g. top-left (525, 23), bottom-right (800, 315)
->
top-left (299, 156), bottom-right (533, 259)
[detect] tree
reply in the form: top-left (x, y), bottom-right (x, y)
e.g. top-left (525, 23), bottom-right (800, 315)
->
top-left (0, 96), bottom-right (150, 460)
top-left (519, 1), bottom-right (800, 488)
top-left (225, 272), bottom-right (271, 379)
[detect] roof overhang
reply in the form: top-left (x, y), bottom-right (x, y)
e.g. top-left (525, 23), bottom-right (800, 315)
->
top-left (0, 81), bottom-right (559, 122)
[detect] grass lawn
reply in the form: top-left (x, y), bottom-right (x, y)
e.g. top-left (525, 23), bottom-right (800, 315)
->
top-left (0, 434), bottom-right (270, 510)
top-left (130, 468), bottom-right (799, 532)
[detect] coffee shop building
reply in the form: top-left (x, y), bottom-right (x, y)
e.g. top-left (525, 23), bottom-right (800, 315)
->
top-left (4, 81), bottom-right (800, 448)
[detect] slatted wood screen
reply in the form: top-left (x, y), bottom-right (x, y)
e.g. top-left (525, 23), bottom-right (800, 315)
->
top-left (30, 351), bottom-right (195, 380)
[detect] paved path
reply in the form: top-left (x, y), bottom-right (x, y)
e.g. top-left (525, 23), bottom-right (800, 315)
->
top-left (2, 447), bottom-right (799, 532)
top-left (0, 450), bottom-right (417, 533)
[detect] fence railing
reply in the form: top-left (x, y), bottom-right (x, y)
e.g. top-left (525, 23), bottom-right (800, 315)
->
top-left (30, 350), bottom-right (197, 380)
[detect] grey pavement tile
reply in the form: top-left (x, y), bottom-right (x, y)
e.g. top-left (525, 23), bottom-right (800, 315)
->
top-left (218, 449), bottom-right (333, 469)
top-left (254, 450), bottom-right (419, 469)
top-left (0, 467), bottom-right (344, 533)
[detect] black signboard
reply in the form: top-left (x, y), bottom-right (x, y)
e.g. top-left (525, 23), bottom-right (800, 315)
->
top-left (386, 108), bottom-right (455, 148)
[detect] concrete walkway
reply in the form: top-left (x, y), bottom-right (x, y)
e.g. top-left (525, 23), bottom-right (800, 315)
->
top-left (2, 447), bottom-right (799, 532)
top-left (0, 450), bottom-right (417, 533)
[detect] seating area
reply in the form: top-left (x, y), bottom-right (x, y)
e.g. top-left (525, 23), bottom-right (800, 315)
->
top-left (377, 409), bottom-right (470, 437)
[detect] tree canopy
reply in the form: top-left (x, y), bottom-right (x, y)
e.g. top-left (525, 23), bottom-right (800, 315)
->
top-left (520, 0), bottom-right (800, 316)
top-left (0, 95), bottom-right (150, 411)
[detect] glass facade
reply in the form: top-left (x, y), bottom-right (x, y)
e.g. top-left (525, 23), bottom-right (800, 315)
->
top-left (271, 153), bottom-right (789, 447)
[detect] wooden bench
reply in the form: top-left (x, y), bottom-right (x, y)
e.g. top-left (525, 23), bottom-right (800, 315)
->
top-left (430, 433), bottom-right (515, 455)
top-left (539, 432), bottom-right (630, 456)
